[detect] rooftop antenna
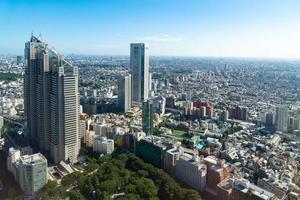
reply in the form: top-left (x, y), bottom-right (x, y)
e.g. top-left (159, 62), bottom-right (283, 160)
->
top-left (31, 30), bottom-right (34, 37)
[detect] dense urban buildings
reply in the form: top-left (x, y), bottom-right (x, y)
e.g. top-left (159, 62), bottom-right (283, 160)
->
top-left (1, 1), bottom-right (300, 199)
top-left (24, 35), bottom-right (79, 163)
top-left (2, 51), bottom-right (300, 199)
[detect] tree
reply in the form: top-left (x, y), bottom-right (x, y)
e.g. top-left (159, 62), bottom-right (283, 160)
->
top-left (99, 180), bottom-right (118, 194)
top-left (182, 189), bottom-right (202, 200)
top-left (69, 190), bottom-right (86, 200)
top-left (40, 180), bottom-right (66, 200)
top-left (159, 180), bottom-right (182, 200)
top-left (116, 193), bottom-right (140, 200)
top-left (84, 162), bottom-right (99, 174)
top-left (61, 171), bottom-right (85, 187)
top-left (134, 178), bottom-right (158, 198)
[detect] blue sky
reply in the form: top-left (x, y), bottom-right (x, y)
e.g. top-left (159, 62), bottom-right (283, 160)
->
top-left (0, 0), bottom-right (300, 58)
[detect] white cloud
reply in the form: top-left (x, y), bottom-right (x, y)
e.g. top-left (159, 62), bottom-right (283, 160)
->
top-left (136, 34), bottom-right (183, 42)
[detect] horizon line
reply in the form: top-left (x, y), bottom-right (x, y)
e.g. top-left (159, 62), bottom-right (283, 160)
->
top-left (1, 52), bottom-right (300, 62)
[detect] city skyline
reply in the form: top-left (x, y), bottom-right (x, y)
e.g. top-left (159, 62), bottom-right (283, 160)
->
top-left (0, 0), bottom-right (300, 59)
top-left (1, 1), bottom-right (300, 199)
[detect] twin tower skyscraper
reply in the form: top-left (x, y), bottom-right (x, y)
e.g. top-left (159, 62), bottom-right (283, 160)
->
top-left (24, 36), bottom-right (150, 163)
top-left (118, 43), bottom-right (150, 112)
top-left (24, 35), bottom-right (80, 163)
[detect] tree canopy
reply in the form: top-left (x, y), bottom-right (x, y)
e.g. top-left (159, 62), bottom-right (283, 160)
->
top-left (40, 153), bottom-right (202, 200)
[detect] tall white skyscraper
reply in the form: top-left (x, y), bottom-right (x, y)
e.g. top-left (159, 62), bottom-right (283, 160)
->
top-left (130, 43), bottom-right (149, 103)
top-left (275, 105), bottom-right (288, 132)
top-left (118, 74), bottom-right (132, 112)
top-left (24, 35), bottom-right (79, 163)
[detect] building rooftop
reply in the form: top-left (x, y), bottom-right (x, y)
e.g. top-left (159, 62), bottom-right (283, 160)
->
top-left (20, 153), bottom-right (47, 165)
top-left (218, 177), bottom-right (234, 191)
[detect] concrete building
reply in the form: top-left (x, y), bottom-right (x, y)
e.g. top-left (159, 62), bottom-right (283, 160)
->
top-left (294, 117), bottom-right (300, 130)
top-left (4, 131), bottom-right (33, 156)
top-left (217, 177), bottom-right (277, 200)
top-left (258, 178), bottom-right (288, 199)
top-left (93, 122), bottom-right (112, 137)
top-left (93, 136), bottom-right (114, 154)
top-left (130, 43), bottom-right (149, 103)
top-left (175, 153), bottom-right (207, 191)
top-left (166, 96), bottom-right (175, 108)
top-left (7, 148), bottom-right (48, 199)
top-left (153, 95), bottom-right (166, 115)
top-left (204, 156), bottom-right (231, 195)
top-left (220, 110), bottom-right (229, 122)
top-left (164, 146), bottom-right (182, 176)
top-left (275, 105), bottom-right (288, 132)
top-left (0, 116), bottom-right (3, 130)
top-left (118, 74), bottom-right (132, 112)
top-left (200, 106), bottom-right (207, 118)
top-left (24, 35), bottom-right (80, 163)
top-left (83, 130), bottom-right (95, 147)
top-left (231, 178), bottom-right (276, 200)
top-left (79, 118), bottom-right (86, 143)
top-left (265, 112), bottom-right (274, 127)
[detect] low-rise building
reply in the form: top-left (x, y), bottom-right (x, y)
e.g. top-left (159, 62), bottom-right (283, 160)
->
top-left (175, 153), bottom-right (207, 191)
top-left (93, 136), bottom-right (114, 154)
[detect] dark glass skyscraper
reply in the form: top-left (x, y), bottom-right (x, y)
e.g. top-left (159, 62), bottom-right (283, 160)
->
top-left (130, 43), bottom-right (149, 103)
top-left (142, 99), bottom-right (153, 135)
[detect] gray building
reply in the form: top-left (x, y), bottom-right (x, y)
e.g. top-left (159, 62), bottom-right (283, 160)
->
top-left (275, 105), bottom-right (288, 132)
top-left (24, 35), bottom-right (79, 163)
top-left (7, 148), bottom-right (48, 199)
top-left (175, 153), bottom-right (207, 192)
top-left (153, 95), bottom-right (166, 115)
top-left (130, 43), bottom-right (149, 103)
top-left (93, 136), bottom-right (114, 154)
top-left (118, 74), bottom-right (132, 112)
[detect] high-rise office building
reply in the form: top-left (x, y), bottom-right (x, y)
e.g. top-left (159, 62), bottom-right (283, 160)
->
top-left (118, 74), bottom-right (132, 112)
top-left (142, 100), bottom-right (153, 135)
top-left (24, 35), bottom-right (79, 163)
top-left (130, 43), bottom-right (149, 103)
top-left (265, 112), bottom-right (274, 127)
top-left (275, 105), bottom-right (288, 132)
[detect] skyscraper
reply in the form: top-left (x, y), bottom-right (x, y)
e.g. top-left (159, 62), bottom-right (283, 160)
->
top-left (275, 105), bottom-right (288, 132)
top-left (142, 99), bottom-right (153, 135)
top-left (24, 35), bottom-right (79, 163)
top-left (130, 43), bottom-right (149, 103)
top-left (118, 74), bottom-right (132, 112)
